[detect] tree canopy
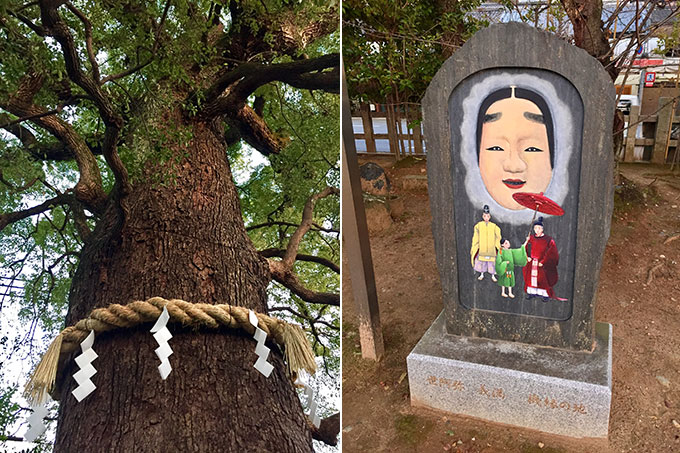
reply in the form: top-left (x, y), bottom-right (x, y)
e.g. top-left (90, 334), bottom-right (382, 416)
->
top-left (342, 0), bottom-right (501, 103)
top-left (0, 1), bottom-right (339, 450)
top-left (343, 0), bottom-right (680, 104)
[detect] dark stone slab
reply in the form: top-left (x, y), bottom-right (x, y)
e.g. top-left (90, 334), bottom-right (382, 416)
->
top-left (422, 23), bottom-right (615, 350)
top-left (450, 67), bottom-right (583, 321)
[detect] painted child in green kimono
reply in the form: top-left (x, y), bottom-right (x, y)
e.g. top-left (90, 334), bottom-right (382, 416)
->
top-left (495, 238), bottom-right (528, 298)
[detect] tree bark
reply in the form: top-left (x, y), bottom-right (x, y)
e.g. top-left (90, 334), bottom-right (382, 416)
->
top-left (310, 412), bottom-right (340, 446)
top-left (560, 0), bottom-right (618, 80)
top-left (53, 119), bottom-right (312, 452)
top-left (560, 0), bottom-right (625, 161)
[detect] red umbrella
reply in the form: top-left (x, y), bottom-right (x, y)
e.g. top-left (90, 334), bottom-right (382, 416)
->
top-left (513, 192), bottom-right (565, 235)
top-left (512, 192), bottom-right (565, 216)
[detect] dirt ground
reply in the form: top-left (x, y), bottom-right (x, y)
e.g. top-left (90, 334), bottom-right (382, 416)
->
top-left (342, 157), bottom-right (680, 453)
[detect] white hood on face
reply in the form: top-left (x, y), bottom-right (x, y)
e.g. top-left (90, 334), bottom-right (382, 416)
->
top-left (457, 72), bottom-right (574, 225)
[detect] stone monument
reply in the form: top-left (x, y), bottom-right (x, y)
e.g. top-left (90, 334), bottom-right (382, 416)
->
top-left (407, 22), bottom-right (615, 438)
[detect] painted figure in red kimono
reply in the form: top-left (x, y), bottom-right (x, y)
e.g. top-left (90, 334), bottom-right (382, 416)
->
top-left (523, 217), bottom-right (559, 301)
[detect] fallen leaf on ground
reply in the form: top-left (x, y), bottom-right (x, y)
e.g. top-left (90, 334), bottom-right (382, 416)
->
top-left (663, 234), bottom-right (680, 244)
top-left (656, 375), bottom-right (671, 388)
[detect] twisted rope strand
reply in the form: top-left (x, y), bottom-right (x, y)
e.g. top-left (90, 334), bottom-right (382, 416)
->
top-left (25, 297), bottom-right (316, 406)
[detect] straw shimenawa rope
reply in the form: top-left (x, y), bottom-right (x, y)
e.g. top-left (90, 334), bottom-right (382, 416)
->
top-left (24, 297), bottom-right (317, 406)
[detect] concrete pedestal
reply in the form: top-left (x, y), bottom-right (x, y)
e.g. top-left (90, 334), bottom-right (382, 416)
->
top-left (407, 312), bottom-right (612, 438)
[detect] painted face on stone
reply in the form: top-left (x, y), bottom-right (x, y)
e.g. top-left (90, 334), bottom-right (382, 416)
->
top-left (479, 97), bottom-right (552, 210)
top-left (533, 224), bottom-right (544, 236)
top-left (482, 212), bottom-right (491, 222)
top-left (502, 239), bottom-right (510, 249)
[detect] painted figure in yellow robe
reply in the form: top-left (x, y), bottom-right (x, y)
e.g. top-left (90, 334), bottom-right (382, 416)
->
top-left (470, 205), bottom-right (501, 281)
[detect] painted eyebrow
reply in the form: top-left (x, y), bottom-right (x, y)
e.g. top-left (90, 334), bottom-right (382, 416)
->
top-left (524, 112), bottom-right (544, 124)
top-left (483, 112), bottom-right (501, 123)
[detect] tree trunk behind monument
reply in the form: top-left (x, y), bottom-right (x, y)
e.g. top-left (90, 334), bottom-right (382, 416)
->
top-left (53, 119), bottom-right (312, 452)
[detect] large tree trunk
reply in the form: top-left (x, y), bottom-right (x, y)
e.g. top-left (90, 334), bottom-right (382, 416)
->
top-left (560, 0), bottom-right (624, 163)
top-left (560, 0), bottom-right (615, 79)
top-left (53, 119), bottom-right (313, 452)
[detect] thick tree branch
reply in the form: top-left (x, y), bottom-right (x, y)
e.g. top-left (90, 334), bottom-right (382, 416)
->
top-left (216, 66), bottom-right (336, 155)
top-left (297, 10), bottom-right (339, 48)
top-left (193, 49), bottom-right (337, 156)
top-left (272, 10), bottom-right (339, 56)
top-left (1, 72), bottom-right (108, 213)
top-left (282, 186), bottom-right (339, 269)
top-left (274, 67), bottom-right (340, 92)
top-left (0, 112), bottom-right (104, 161)
top-left (0, 193), bottom-right (72, 233)
top-left (198, 53), bottom-right (340, 119)
top-left (27, 142), bottom-right (101, 161)
top-left (7, 8), bottom-right (47, 36)
top-left (266, 187), bottom-right (339, 305)
top-left (268, 262), bottom-right (340, 306)
top-left (39, 2), bottom-right (115, 121)
top-left (559, 0), bottom-right (615, 78)
top-left (65, 2), bottom-right (100, 81)
top-left (39, 0), bottom-right (130, 196)
top-left (225, 104), bottom-right (290, 156)
top-left (0, 91), bottom-right (91, 130)
top-left (259, 248), bottom-right (339, 274)
top-left (310, 412), bottom-right (340, 446)
top-left (228, 54), bottom-right (338, 100)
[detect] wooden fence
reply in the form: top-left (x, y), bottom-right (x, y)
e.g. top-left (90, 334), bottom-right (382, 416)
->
top-left (350, 102), bottom-right (425, 158)
top-left (622, 97), bottom-right (679, 165)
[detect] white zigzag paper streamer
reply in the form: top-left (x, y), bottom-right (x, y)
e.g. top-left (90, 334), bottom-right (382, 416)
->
top-left (297, 377), bottom-right (321, 428)
top-left (23, 400), bottom-right (49, 442)
top-left (72, 330), bottom-right (97, 402)
top-left (248, 310), bottom-right (274, 377)
top-left (150, 305), bottom-right (173, 380)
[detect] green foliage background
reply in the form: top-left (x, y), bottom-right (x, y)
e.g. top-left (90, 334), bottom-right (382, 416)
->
top-left (342, 0), bottom-right (494, 103)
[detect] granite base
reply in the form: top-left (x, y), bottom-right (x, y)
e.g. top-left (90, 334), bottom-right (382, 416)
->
top-left (407, 311), bottom-right (612, 438)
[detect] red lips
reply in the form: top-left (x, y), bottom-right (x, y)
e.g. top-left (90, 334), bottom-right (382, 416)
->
top-left (503, 179), bottom-right (526, 189)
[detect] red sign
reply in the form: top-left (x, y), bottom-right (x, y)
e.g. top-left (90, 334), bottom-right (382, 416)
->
top-left (634, 59), bottom-right (664, 67)
top-left (645, 72), bottom-right (656, 87)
